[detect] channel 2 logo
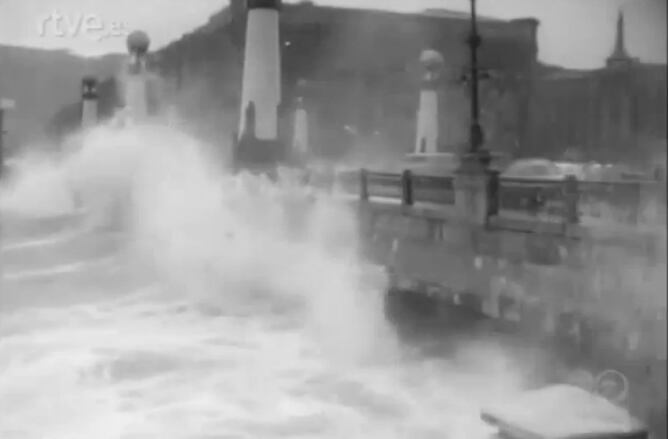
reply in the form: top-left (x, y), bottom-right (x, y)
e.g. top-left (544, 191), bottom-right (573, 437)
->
top-left (594, 369), bottom-right (629, 403)
top-left (567, 368), bottom-right (629, 403)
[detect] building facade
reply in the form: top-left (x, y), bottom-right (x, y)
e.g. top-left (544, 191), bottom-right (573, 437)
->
top-left (46, 4), bottom-right (665, 166)
top-left (155, 2), bottom-right (540, 159)
top-left (528, 12), bottom-right (667, 165)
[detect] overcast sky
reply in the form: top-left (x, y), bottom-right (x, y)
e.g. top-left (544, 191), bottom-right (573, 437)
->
top-left (0, 0), bottom-right (665, 69)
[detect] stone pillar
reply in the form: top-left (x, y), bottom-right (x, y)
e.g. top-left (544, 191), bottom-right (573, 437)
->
top-left (124, 30), bottom-right (151, 122)
top-left (414, 50), bottom-right (444, 154)
top-left (293, 96), bottom-right (308, 158)
top-left (454, 165), bottom-right (490, 225)
top-left (81, 76), bottom-right (98, 129)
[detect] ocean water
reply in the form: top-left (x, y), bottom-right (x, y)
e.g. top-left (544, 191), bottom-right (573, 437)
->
top-left (0, 122), bottom-right (533, 439)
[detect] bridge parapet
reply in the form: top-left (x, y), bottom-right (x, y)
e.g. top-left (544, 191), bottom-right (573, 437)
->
top-left (312, 166), bottom-right (666, 429)
top-left (334, 168), bottom-right (666, 232)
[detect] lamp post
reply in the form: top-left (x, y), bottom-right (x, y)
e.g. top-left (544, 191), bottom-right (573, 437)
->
top-left (469, 0), bottom-right (481, 151)
top-left (461, 0), bottom-right (491, 171)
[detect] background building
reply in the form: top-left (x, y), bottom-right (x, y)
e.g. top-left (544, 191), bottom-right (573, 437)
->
top-left (528, 12), bottom-right (666, 165)
top-left (45, 3), bottom-right (665, 167)
top-left (155, 1), bottom-right (539, 160)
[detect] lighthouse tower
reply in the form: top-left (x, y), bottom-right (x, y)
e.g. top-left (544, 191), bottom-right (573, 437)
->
top-left (81, 76), bottom-right (98, 129)
top-left (124, 30), bottom-right (151, 122)
top-left (415, 50), bottom-right (444, 155)
top-left (234, 0), bottom-right (287, 172)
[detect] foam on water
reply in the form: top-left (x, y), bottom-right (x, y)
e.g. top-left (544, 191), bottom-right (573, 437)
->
top-left (0, 152), bottom-right (77, 216)
top-left (0, 120), bottom-right (529, 438)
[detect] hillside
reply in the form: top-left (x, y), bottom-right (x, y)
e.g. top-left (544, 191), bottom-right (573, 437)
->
top-left (0, 45), bottom-right (124, 155)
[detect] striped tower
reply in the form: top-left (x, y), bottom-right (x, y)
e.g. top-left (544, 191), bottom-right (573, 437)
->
top-left (234, 0), bottom-right (287, 172)
top-left (81, 76), bottom-right (98, 129)
top-left (415, 49), bottom-right (444, 155)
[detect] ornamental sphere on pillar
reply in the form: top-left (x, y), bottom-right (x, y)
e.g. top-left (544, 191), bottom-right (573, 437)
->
top-left (246, 0), bottom-right (282, 10)
top-left (419, 49), bottom-right (445, 83)
top-left (295, 78), bottom-right (309, 96)
top-left (296, 78), bottom-right (308, 89)
top-left (127, 30), bottom-right (150, 56)
top-left (81, 75), bottom-right (97, 89)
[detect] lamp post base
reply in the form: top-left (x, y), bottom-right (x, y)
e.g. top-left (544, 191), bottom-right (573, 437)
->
top-left (232, 134), bottom-right (293, 176)
top-left (457, 149), bottom-right (492, 174)
top-left (455, 145), bottom-right (493, 226)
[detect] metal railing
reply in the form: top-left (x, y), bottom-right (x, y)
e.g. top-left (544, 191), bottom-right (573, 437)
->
top-left (337, 169), bottom-right (456, 207)
top-left (333, 169), bottom-right (665, 226)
